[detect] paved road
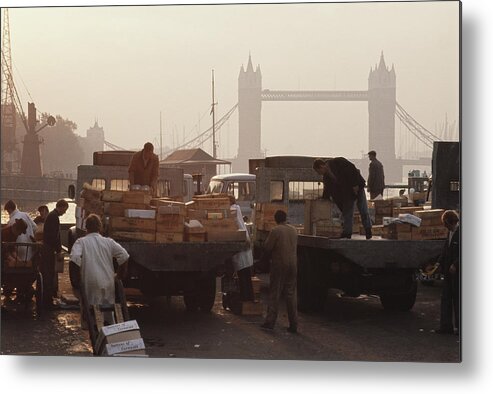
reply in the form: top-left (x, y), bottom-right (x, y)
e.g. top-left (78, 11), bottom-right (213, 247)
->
top-left (1, 262), bottom-right (460, 361)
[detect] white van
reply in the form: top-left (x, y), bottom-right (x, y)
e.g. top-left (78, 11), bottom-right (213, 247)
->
top-left (206, 173), bottom-right (256, 221)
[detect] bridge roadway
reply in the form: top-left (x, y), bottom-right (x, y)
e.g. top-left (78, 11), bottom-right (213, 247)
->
top-left (261, 89), bottom-right (369, 101)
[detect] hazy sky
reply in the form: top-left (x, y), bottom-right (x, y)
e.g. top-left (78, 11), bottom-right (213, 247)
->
top-left (6, 1), bottom-right (459, 160)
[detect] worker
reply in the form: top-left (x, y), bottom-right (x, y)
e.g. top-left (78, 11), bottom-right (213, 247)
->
top-left (313, 158), bottom-right (372, 239)
top-left (260, 210), bottom-right (298, 334)
top-left (5, 200), bottom-right (37, 261)
top-left (367, 150), bottom-right (385, 200)
top-left (70, 214), bottom-right (129, 326)
top-left (228, 195), bottom-right (254, 301)
top-left (42, 199), bottom-right (69, 309)
top-left (128, 142), bottom-right (160, 197)
top-left (34, 205), bottom-right (49, 224)
top-left (435, 210), bottom-right (460, 335)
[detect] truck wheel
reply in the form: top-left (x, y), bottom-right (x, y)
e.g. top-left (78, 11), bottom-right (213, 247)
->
top-left (198, 275), bottom-right (216, 312)
top-left (380, 281), bottom-right (418, 311)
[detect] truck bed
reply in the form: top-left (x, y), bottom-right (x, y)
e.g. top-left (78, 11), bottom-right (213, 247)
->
top-left (297, 235), bottom-right (444, 269)
top-left (119, 241), bottom-right (247, 272)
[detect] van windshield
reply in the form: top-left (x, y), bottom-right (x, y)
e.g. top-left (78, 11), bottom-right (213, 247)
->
top-left (207, 180), bottom-right (224, 194)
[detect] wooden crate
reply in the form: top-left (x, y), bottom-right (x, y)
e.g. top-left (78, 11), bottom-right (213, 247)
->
top-left (201, 218), bottom-right (238, 232)
top-left (122, 191), bottom-right (152, 205)
top-left (388, 223), bottom-right (412, 233)
top-left (191, 197), bottom-right (231, 210)
top-left (207, 230), bottom-right (246, 242)
top-left (156, 202), bottom-right (187, 216)
top-left (241, 301), bottom-right (264, 316)
top-left (185, 232), bottom-right (207, 242)
top-left (104, 202), bottom-right (149, 217)
top-left (101, 190), bottom-right (124, 202)
top-left (111, 231), bottom-right (155, 242)
top-left (156, 214), bottom-right (184, 232)
top-left (156, 232), bottom-right (184, 243)
top-left (412, 226), bottom-right (448, 240)
top-left (109, 217), bottom-right (156, 233)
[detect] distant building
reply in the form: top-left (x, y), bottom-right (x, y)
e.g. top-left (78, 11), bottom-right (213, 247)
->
top-left (79, 120), bottom-right (105, 164)
top-left (162, 148), bottom-right (231, 188)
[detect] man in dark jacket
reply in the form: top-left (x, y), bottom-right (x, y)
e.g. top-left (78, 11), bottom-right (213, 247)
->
top-left (367, 150), bottom-right (385, 200)
top-left (42, 199), bottom-right (69, 308)
top-left (435, 210), bottom-right (460, 335)
top-left (313, 157), bottom-right (372, 239)
top-left (128, 142), bottom-right (160, 197)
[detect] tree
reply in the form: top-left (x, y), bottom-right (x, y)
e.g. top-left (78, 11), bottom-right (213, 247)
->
top-left (38, 113), bottom-right (84, 177)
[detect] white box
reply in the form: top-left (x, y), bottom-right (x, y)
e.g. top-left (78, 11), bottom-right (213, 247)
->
top-left (104, 338), bottom-right (146, 356)
top-left (398, 213), bottom-right (422, 227)
top-left (124, 209), bottom-right (156, 219)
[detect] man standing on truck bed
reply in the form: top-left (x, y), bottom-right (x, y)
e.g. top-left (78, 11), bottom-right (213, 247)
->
top-left (260, 210), bottom-right (298, 334)
top-left (313, 158), bottom-right (372, 239)
top-left (128, 142), bottom-right (159, 197)
top-left (367, 150), bottom-right (385, 200)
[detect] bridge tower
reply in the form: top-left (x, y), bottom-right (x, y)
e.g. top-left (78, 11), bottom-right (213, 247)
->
top-left (368, 52), bottom-right (398, 180)
top-left (235, 54), bottom-right (263, 172)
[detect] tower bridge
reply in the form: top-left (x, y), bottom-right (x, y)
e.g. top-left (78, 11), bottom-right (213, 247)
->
top-left (232, 52), bottom-right (433, 182)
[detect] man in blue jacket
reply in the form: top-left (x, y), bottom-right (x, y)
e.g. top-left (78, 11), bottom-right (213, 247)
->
top-left (313, 158), bottom-right (372, 239)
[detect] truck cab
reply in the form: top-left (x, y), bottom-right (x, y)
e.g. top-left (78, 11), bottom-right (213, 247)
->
top-left (206, 173), bottom-right (256, 221)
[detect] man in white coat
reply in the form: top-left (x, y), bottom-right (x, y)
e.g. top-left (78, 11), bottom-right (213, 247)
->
top-left (229, 195), bottom-right (254, 301)
top-left (70, 214), bottom-right (129, 312)
top-left (5, 200), bottom-right (38, 261)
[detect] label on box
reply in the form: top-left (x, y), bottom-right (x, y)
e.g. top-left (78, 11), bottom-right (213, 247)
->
top-left (105, 338), bottom-right (145, 356)
top-left (101, 320), bottom-right (140, 336)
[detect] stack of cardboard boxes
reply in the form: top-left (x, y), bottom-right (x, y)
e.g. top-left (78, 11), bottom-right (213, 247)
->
top-left (95, 320), bottom-right (147, 357)
top-left (411, 209), bottom-right (448, 240)
top-left (254, 202), bottom-right (289, 232)
top-left (76, 188), bottom-right (247, 243)
top-left (303, 199), bottom-right (341, 238)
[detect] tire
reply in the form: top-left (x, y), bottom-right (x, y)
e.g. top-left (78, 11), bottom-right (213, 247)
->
top-left (198, 275), bottom-right (216, 312)
top-left (380, 280), bottom-right (418, 311)
top-left (35, 272), bottom-right (43, 317)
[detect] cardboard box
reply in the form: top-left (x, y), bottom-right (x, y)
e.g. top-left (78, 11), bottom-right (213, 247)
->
top-left (110, 217), bottom-right (156, 233)
top-left (111, 231), bottom-right (156, 242)
top-left (122, 191), bottom-right (152, 205)
top-left (104, 202), bottom-right (149, 217)
top-left (156, 232), bottom-right (184, 243)
top-left (101, 190), bottom-right (124, 202)
top-left (95, 320), bottom-right (141, 353)
top-left (104, 338), bottom-right (146, 356)
top-left (156, 221), bottom-right (184, 233)
top-left (393, 206), bottom-right (424, 217)
top-left (124, 209), bottom-right (156, 219)
top-left (185, 220), bottom-right (205, 233)
top-left (251, 276), bottom-right (261, 295)
top-left (206, 230), bottom-right (247, 242)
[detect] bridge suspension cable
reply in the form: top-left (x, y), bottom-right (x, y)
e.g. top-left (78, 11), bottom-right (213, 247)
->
top-left (395, 102), bottom-right (442, 150)
top-left (168, 103), bottom-right (238, 153)
top-left (104, 140), bottom-right (127, 151)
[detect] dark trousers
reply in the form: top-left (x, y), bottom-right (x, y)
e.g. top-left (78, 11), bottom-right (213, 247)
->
top-left (265, 263), bottom-right (298, 329)
top-left (440, 273), bottom-right (460, 331)
top-left (341, 188), bottom-right (372, 236)
top-left (41, 246), bottom-right (56, 305)
top-left (237, 267), bottom-right (254, 301)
